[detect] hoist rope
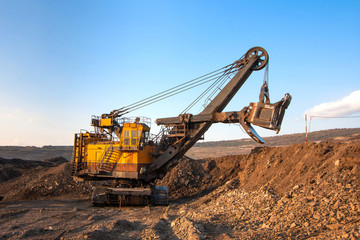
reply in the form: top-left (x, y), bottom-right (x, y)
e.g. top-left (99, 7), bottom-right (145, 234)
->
top-left (181, 70), bottom-right (234, 114)
top-left (111, 63), bottom-right (237, 116)
top-left (263, 64), bottom-right (269, 85)
top-left (181, 54), bottom-right (246, 114)
top-left (121, 69), bottom-right (238, 115)
top-left (111, 53), bottom-right (248, 117)
top-left (206, 72), bottom-right (233, 103)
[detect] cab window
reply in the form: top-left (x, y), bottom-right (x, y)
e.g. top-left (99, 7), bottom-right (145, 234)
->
top-left (124, 130), bottom-right (130, 145)
top-left (131, 130), bottom-right (137, 145)
top-left (140, 130), bottom-right (149, 147)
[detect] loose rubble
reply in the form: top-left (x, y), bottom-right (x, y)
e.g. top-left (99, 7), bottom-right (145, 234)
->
top-left (0, 136), bottom-right (359, 239)
top-left (0, 161), bottom-right (94, 201)
top-left (157, 137), bottom-right (360, 239)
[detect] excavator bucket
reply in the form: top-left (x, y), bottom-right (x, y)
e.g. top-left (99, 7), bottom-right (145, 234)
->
top-left (241, 93), bottom-right (292, 144)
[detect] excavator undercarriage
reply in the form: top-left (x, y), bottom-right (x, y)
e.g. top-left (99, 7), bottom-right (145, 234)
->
top-left (71, 47), bottom-right (292, 206)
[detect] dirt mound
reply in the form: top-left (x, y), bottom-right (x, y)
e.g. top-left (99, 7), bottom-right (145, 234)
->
top-left (42, 156), bottom-right (69, 165)
top-left (156, 155), bottom-right (246, 199)
top-left (156, 157), bottom-right (208, 199)
top-left (2, 139), bottom-right (359, 204)
top-left (158, 138), bottom-right (360, 201)
top-left (0, 162), bottom-right (94, 202)
top-left (153, 138), bottom-right (360, 238)
top-left (0, 157), bottom-right (67, 183)
top-left (0, 139), bottom-right (359, 239)
top-left (236, 139), bottom-right (360, 194)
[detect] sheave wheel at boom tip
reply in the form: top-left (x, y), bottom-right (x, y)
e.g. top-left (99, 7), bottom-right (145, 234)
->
top-left (245, 47), bottom-right (269, 70)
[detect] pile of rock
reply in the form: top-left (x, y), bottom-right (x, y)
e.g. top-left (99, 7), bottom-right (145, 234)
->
top-left (164, 139), bottom-right (360, 239)
top-left (1, 162), bottom-right (95, 201)
top-left (156, 157), bottom-right (209, 199)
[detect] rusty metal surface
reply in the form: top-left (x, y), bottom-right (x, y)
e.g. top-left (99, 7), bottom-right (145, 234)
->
top-left (149, 47), bottom-right (273, 173)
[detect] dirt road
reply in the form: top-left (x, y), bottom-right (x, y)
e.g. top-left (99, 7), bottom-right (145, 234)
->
top-left (1, 198), bottom-right (183, 239)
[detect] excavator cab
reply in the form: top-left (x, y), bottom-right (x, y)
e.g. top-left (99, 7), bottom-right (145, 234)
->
top-left (72, 116), bottom-right (156, 183)
top-left (119, 120), bottom-right (151, 150)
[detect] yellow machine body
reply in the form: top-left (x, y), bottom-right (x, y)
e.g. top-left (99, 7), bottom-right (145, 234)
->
top-left (72, 121), bottom-right (156, 180)
top-left (71, 47), bottom-right (292, 206)
top-left (99, 118), bottom-right (113, 127)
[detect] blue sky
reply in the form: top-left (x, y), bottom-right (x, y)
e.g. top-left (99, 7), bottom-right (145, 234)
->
top-left (0, 1), bottom-right (359, 146)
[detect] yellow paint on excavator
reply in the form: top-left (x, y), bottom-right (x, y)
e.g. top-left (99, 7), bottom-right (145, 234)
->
top-left (99, 118), bottom-right (113, 127)
top-left (83, 142), bottom-right (155, 165)
top-left (72, 121), bottom-right (156, 179)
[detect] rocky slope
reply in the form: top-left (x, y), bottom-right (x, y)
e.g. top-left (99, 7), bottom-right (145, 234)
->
top-left (0, 136), bottom-right (359, 239)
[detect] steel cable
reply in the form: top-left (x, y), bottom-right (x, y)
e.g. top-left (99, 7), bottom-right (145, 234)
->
top-left (111, 53), bottom-right (247, 117)
top-left (180, 53), bottom-right (247, 114)
top-left (112, 64), bottom-right (235, 115)
top-left (181, 70), bottom-right (233, 114)
top-left (120, 69), bottom-right (234, 114)
top-left (122, 69), bottom-right (238, 114)
top-left (182, 68), bottom-right (238, 114)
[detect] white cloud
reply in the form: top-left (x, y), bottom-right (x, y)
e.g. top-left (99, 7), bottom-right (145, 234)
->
top-left (306, 90), bottom-right (360, 117)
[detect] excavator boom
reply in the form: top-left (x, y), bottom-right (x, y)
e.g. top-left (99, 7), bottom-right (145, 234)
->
top-left (148, 47), bottom-right (291, 175)
top-left (71, 47), bottom-right (292, 206)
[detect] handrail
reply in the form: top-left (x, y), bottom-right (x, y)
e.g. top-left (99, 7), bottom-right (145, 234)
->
top-left (99, 143), bottom-right (113, 169)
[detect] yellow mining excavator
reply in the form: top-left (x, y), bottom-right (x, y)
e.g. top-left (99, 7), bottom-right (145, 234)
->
top-left (71, 47), bottom-right (292, 206)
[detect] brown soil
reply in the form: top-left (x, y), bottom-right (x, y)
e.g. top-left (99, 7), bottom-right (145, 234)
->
top-left (0, 157), bottom-right (67, 183)
top-left (0, 136), bottom-right (360, 239)
top-left (187, 146), bottom-right (252, 159)
top-left (0, 159), bottom-right (94, 202)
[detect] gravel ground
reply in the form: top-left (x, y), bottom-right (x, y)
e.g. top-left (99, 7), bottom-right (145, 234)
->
top-left (0, 137), bottom-right (359, 239)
